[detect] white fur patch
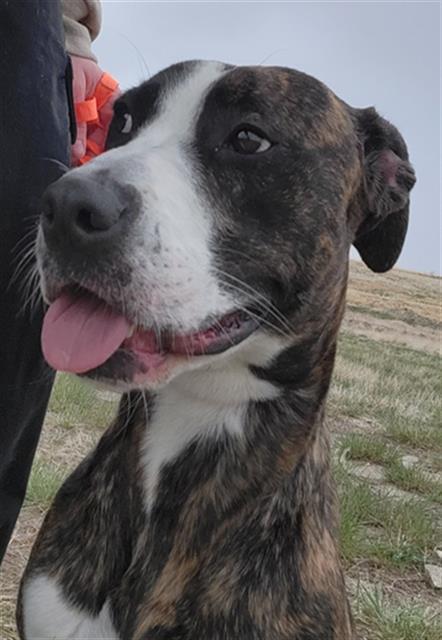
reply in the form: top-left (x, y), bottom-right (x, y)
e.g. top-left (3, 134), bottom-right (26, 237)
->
top-left (61, 61), bottom-right (233, 335)
top-left (141, 331), bottom-right (285, 508)
top-left (22, 574), bottom-right (118, 639)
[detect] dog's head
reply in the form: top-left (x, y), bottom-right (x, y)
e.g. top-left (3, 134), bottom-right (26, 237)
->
top-left (38, 61), bottom-right (415, 394)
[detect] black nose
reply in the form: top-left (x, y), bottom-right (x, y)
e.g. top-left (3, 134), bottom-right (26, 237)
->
top-left (41, 173), bottom-right (127, 253)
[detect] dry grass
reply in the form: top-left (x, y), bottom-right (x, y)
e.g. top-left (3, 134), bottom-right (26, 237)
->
top-left (346, 261), bottom-right (441, 327)
top-left (329, 333), bottom-right (440, 447)
top-left (355, 585), bottom-right (442, 640)
top-left (343, 261), bottom-right (440, 355)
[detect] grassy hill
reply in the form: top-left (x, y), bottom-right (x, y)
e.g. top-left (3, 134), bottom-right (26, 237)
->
top-left (1, 261), bottom-right (440, 639)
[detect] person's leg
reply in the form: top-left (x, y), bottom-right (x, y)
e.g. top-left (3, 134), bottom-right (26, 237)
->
top-left (0, 0), bottom-right (71, 563)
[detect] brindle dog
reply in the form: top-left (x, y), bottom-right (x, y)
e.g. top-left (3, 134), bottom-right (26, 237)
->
top-left (17, 61), bottom-right (415, 639)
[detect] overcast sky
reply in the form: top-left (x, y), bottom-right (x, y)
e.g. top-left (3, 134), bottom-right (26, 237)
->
top-left (94, 1), bottom-right (440, 274)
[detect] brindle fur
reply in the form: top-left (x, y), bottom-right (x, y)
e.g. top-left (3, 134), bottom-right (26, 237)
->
top-left (17, 62), bottom-right (415, 639)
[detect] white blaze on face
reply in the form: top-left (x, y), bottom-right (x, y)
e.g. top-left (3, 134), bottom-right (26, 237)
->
top-left (70, 61), bottom-right (232, 333)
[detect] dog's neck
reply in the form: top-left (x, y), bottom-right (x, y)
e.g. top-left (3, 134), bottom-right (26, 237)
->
top-left (136, 327), bottom-right (337, 520)
top-left (109, 333), bottom-right (344, 637)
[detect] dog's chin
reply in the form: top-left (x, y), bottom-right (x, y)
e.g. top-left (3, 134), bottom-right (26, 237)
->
top-left (78, 315), bottom-right (262, 393)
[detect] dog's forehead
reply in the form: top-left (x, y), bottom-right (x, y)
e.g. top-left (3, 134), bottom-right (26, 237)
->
top-left (124, 60), bottom-right (338, 130)
top-left (148, 60), bottom-right (331, 107)
top-left (110, 60), bottom-right (353, 154)
top-left (206, 65), bottom-right (331, 107)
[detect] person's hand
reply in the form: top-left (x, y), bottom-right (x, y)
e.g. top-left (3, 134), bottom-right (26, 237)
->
top-left (71, 56), bottom-right (120, 166)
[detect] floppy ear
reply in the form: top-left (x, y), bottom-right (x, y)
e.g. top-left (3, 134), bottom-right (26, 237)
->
top-left (351, 107), bottom-right (416, 272)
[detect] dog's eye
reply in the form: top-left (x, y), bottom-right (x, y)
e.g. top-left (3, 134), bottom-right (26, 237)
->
top-left (121, 113), bottom-right (133, 135)
top-left (230, 128), bottom-right (272, 154)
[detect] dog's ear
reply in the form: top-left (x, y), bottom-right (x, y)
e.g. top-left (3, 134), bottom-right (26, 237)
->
top-left (350, 107), bottom-right (416, 272)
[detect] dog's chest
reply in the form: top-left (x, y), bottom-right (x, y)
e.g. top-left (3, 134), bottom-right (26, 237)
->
top-left (20, 407), bottom-right (352, 640)
top-left (20, 369), bottom-right (351, 639)
top-left (140, 383), bottom-right (247, 508)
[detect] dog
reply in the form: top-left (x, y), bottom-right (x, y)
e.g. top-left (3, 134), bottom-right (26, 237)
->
top-left (17, 60), bottom-right (415, 639)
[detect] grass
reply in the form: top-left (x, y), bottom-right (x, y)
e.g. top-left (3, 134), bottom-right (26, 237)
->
top-left (347, 303), bottom-right (442, 330)
top-left (335, 463), bottom-right (381, 563)
top-left (24, 459), bottom-right (67, 510)
top-left (385, 460), bottom-right (442, 504)
top-left (21, 373), bottom-right (120, 512)
top-left (335, 462), bottom-right (439, 570)
top-left (355, 586), bottom-right (442, 640)
top-left (428, 453), bottom-right (442, 473)
top-left (48, 373), bottom-right (119, 429)
top-left (329, 333), bottom-right (441, 451)
top-left (23, 373), bottom-right (119, 511)
top-left (338, 432), bottom-right (397, 466)
top-left (329, 325), bottom-right (441, 634)
top-left (386, 422), bottom-right (442, 451)
top-left (337, 432), bottom-right (442, 503)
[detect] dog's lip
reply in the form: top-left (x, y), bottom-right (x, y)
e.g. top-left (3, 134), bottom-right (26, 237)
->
top-left (50, 284), bottom-right (262, 350)
top-left (44, 283), bottom-right (263, 377)
top-left (82, 306), bottom-right (262, 383)
top-left (122, 308), bottom-right (261, 358)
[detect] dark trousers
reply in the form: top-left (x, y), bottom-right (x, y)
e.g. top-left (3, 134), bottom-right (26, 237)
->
top-left (0, 0), bottom-right (72, 564)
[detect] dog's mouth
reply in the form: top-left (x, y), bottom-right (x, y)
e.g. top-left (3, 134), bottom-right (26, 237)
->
top-left (41, 287), bottom-right (261, 380)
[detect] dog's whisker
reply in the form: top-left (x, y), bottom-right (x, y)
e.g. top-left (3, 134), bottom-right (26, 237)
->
top-left (211, 317), bottom-right (236, 349)
top-left (21, 213), bottom-right (42, 224)
top-left (219, 246), bottom-right (269, 270)
top-left (236, 304), bottom-right (290, 341)
top-left (141, 391), bottom-right (149, 423)
top-left (12, 239), bottom-right (36, 267)
top-left (11, 236), bottom-right (39, 273)
top-left (121, 392), bottom-right (133, 434)
top-left (182, 334), bottom-right (193, 363)
top-left (12, 224), bottom-right (39, 255)
top-left (116, 33), bottom-right (151, 81)
top-left (9, 250), bottom-right (37, 291)
top-left (17, 265), bottom-right (43, 318)
top-left (11, 244), bottom-right (43, 319)
top-left (257, 49), bottom-right (286, 66)
top-left (214, 271), bottom-right (293, 339)
top-left (41, 156), bottom-right (70, 172)
top-left (153, 320), bottom-right (163, 353)
top-left (117, 282), bottom-right (129, 320)
top-left (214, 268), bottom-right (294, 334)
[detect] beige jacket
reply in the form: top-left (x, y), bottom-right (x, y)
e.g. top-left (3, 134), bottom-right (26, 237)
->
top-left (62, 0), bottom-right (102, 61)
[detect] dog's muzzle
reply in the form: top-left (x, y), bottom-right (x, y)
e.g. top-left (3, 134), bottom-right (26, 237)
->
top-left (38, 173), bottom-right (262, 384)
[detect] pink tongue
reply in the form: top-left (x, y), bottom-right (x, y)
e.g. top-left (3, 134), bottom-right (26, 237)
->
top-left (41, 291), bottom-right (130, 374)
